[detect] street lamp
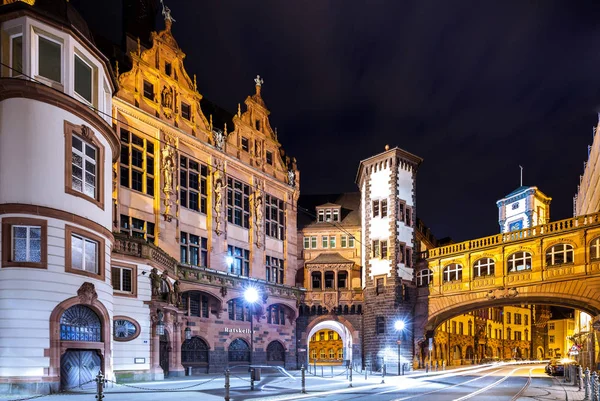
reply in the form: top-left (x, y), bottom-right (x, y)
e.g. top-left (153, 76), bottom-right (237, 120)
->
top-left (395, 320), bottom-right (405, 376)
top-left (244, 287), bottom-right (259, 366)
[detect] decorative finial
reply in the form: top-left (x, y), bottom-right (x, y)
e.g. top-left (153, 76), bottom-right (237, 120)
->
top-left (137, 37), bottom-right (141, 56)
top-left (193, 74), bottom-right (197, 91)
top-left (237, 103), bottom-right (241, 118)
top-left (384, 144), bottom-right (390, 151)
top-left (210, 115), bottom-right (213, 131)
top-left (115, 60), bottom-right (119, 77)
top-left (254, 75), bottom-right (264, 87)
top-left (519, 165), bottom-right (523, 187)
top-left (274, 127), bottom-right (278, 140)
top-left (224, 123), bottom-right (227, 135)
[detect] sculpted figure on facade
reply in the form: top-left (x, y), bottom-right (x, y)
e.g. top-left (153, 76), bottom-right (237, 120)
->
top-left (161, 134), bottom-right (176, 220)
top-left (172, 280), bottom-right (182, 307)
top-left (254, 185), bottom-right (264, 248)
top-left (161, 86), bottom-right (173, 110)
top-left (288, 169), bottom-right (296, 188)
top-left (160, 0), bottom-right (176, 23)
top-left (213, 158), bottom-right (226, 235)
top-left (150, 268), bottom-right (161, 297)
top-left (213, 128), bottom-right (226, 151)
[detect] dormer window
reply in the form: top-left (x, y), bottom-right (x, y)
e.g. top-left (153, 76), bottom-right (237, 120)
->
top-left (333, 209), bottom-right (339, 222)
top-left (181, 102), bottom-right (191, 120)
top-left (255, 120), bottom-right (261, 131)
top-left (316, 207), bottom-right (341, 222)
top-left (318, 210), bottom-right (324, 222)
top-left (266, 151), bottom-right (273, 165)
top-left (241, 137), bottom-right (249, 152)
top-left (165, 62), bottom-right (172, 76)
top-left (74, 54), bottom-right (93, 104)
top-left (325, 209), bottom-right (332, 222)
top-left (38, 35), bottom-right (62, 83)
top-left (143, 80), bottom-right (154, 100)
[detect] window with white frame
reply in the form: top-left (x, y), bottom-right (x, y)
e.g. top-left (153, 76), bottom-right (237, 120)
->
top-left (311, 349), bottom-right (317, 360)
top-left (507, 252), bottom-right (532, 272)
top-left (329, 349), bottom-right (335, 359)
top-left (473, 257), bottom-right (495, 277)
top-left (329, 236), bottom-right (336, 248)
top-left (416, 269), bottom-right (432, 287)
top-left (179, 156), bottom-right (208, 214)
top-left (303, 236), bottom-right (310, 249)
top-left (372, 239), bottom-right (388, 258)
top-left (341, 235), bottom-right (348, 248)
top-left (337, 349), bottom-right (343, 359)
top-left (318, 210), bottom-right (324, 222)
top-left (266, 256), bottom-right (284, 284)
top-left (143, 80), bottom-right (154, 100)
top-left (333, 209), bottom-right (339, 221)
top-left (320, 349), bottom-right (326, 359)
top-left (348, 235), bottom-right (355, 248)
top-left (11, 225), bottom-right (42, 263)
top-left (70, 233), bottom-right (98, 274)
top-left (180, 232), bottom-right (208, 267)
top-left (120, 215), bottom-right (155, 242)
top-left (227, 245), bottom-right (249, 276)
top-left (227, 177), bottom-right (251, 228)
top-left (120, 129), bottom-right (154, 195)
top-left (443, 263), bottom-right (462, 282)
top-left (74, 54), bottom-right (93, 104)
top-left (303, 235), bottom-right (318, 249)
top-left (71, 134), bottom-right (98, 199)
top-left (546, 244), bottom-right (574, 266)
top-left (321, 236), bottom-right (328, 248)
top-left (112, 266), bottom-right (133, 293)
top-left (590, 237), bottom-right (600, 260)
top-left (266, 194), bottom-right (285, 240)
top-left (37, 34), bottom-right (61, 83)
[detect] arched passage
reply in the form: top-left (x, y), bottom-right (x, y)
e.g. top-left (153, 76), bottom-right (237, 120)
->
top-left (305, 318), bottom-right (357, 366)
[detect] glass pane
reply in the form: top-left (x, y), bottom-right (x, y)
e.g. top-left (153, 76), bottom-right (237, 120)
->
top-left (85, 144), bottom-right (96, 160)
top-left (75, 55), bottom-right (92, 103)
top-left (30, 238), bottom-right (41, 262)
top-left (38, 36), bottom-right (61, 82)
top-left (122, 268), bottom-right (132, 292)
top-left (11, 35), bottom-right (22, 76)
top-left (13, 238), bottom-right (27, 261)
top-left (84, 240), bottom-right (97, 273)
top-left (71, 235), bottom-right (83, 270)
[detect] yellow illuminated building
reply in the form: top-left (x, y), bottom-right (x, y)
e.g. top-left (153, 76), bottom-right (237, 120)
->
top-left (308, 329), bottom-right (344, 364)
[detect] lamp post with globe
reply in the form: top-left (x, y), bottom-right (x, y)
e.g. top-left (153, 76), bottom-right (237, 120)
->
top-left (395, 320), bottom-right (406, 375)
top-left (244, 287), bottom-right (259, 366)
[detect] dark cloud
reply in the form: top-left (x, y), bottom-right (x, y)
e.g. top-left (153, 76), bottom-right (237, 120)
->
top-left (154, 0), bottom-right (600, 241)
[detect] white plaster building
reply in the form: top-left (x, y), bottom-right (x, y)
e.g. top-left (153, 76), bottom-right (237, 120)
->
top-left (496, 186), bottom-right (551, 233)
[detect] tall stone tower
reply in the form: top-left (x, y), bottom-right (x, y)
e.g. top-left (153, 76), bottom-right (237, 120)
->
top-left (356, 146), bottom-right (422, 372)
top-left (496, 186), bottom-right (551, 233)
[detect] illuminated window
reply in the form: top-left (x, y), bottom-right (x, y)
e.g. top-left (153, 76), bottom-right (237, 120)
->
top-left (473, 258), bottom-right (495, 277)
top-left (266, 194), bottom-right (285, 240)
top-left (266, 256), bottom-right (284, 284)
top-left (120, 215), bottom-right (155, 242)
top-left (329, 236), bottom-right (336, 248)
top-left (507, 252), bottom-right (532, 272)
top-left (546, 244), bottom-right (574, 266)
top-left (120, 129), bottom-right (154, 195)
top-left (180, 232), bottom-right (208, 267)
top-left (227, 177), bottom-right (251, 228)
top-left (143, 80), bottom-right (154, 100)
top-left (180, 156), bottom-right (208, 213)
top-left (443, 263), bottom-right (462, 282)
top-left (590, 238), bottom-right (600, 260)
top-left (74, 54), bottom-right (93, 103)
top-left (416, 269), bottom-right (432, 287)
top-left (227, 245), bottom-right (250, 276)
top-left (181, 102), bottom-right (191, 120)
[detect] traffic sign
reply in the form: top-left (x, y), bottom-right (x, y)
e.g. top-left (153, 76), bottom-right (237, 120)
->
top-left (396, 340), bottom-right (402, 345)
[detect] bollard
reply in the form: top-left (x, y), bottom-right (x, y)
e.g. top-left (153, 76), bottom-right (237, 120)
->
top-left (365, 365), bottom-right (368, 380)
top-left (592, 372), bottom-right (598, 401)
top-left (349, 366), bottom-right (353, 388)
top-left (331, 366), bottom-right (334, 377)
top-left (442, 361), bottom-right (446, 371)
top-left (381, 364), bottom-right (386, 384)
top-left (565, 364), bottom-right (570, 383)
top-left (321, 365), bottom-right (324, 377)
top-left (314, 360), bottom-right (316, 375)
top-left (95, 371), bottom-right (105, 401)
top-left (585, 368), bottom-right (590, 400)
top-left (301, 365), bottom-right (306, 394)
top-left (580, 366), bottom-right (584, 391)
top-left (224, 369), bottom-right (230, 401)
top-left (250, 368), bottom-right (255, 391)
top-left (425, 363), bottom-right (429, 374)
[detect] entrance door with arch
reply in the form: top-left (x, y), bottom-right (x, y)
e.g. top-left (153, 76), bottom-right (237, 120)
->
top-left (58, 304), bottom-right (103, 389)
top-left (181, 336), bottom-right (209, 374)
top-left (160, 331), bottom-right (170, 376)
top-left (266, 341), bottom-right (285, 366)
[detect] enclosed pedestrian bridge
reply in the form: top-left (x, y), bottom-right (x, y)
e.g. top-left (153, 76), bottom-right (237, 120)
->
top-left (415, 212), bottom-right (600, 336)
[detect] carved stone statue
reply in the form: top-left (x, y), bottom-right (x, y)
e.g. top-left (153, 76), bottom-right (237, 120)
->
top-left (213, 128), bottom-right (225, 151)
top-left (161, 86), bottom-right (173, 109)
top-left (161, 135), bottom-right (176, 194)
top-left (150, 268), bottom-right (161, 297)
top-left (213, 159), bottom-right (226, 235)
top-left (288, 169), bottom-right (296, 187)
top-left (254, 193), bottom-right (263, 248)
top-left (172, 280), bottom-right (182, 307)
top-left (161, 271), bottom-right (171, 302)
top-left (160, 0), bottom-right (176, 23)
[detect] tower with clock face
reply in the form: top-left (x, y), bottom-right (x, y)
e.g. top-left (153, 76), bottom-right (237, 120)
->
top-left (496, 186), bottom-right (552, 233)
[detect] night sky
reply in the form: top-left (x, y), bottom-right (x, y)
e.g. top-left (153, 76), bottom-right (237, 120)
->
top-left (85, 1), bottom-right (600, 242)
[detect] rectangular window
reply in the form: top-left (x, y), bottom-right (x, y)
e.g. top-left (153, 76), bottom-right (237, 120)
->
top-left (311, 236), bottom-right (317, 249)
top-left (143, 80), bottom-right (154, 100)
top-left (241, 136), bottom-right (249, 152)
top-left (515, 314), bottom-right (522, 325)
top-left (372, 239), bottom-right (380, 258)
top-left (266, 151), bottom-right (273, 165)
top-left (227, 245), bottom-right (250, 276)
top-left (398, 203), bottom-right (405, 222)
top-left (333, 209), bottom-right (339, 222)
top-left (322, 236), bottom-right (328, 248)
top-left (405, 206), bottom-right (412, 227)
top-left (325, 209), bottom-right (332, 222)
top-left (226, 177), bottom-right (251, 228)
top-left (376, 278), bottom-right (384, 295)
top-left (112, 265), bottom-right (135, 294)
top-left (2, 218), bottom-right (47, 268)
top-left (329, 236), bottom-right (336, 248)
top-left (525, 315), bottom-right (529, 326)
top-left (71, 134), bottom-right (98, 199)
top-left (341, 235), bottom-right (347, 248)
top-left (381, 199), bottom-right (388, 217)
top-left (507, 312), bottom-right (511, 324)
top-left (405, 247), bottom-right (412, 267)
top-left (303, 237), bottom-right (310, 249)
top-left (318, 210), bottom-right (324, 222)
top-left (180, 231), bottom-right (208, 267)
top-left (38, 35), bottom-right (61, 82)
top-left (381, 240), bottom-right (388, 258)
top-left (266, 256), bottom-right (284, 284)
top-left (372, 200), bottom-right (380, 217)
top-left (376, 316), bottom-right (385, 334)
top-left (11, 35), bottom-right (23, 76)
top-left (549, 335), bottom-right (555, 343)
top-left (120, 215), bottom-right (155, 242)
top-left (548, 323), bottom-right (555, 330)
top-left (67, 229), bottom-right (101, 277)
top-left (74, 54), bottom-right (93, 103)
top-left (165, 62), bottom-right (172, 76)
top-left (120, 129), bottom-right (154, 195)
top-left (515, 331), bottom-right (522, 341)
top-left (265, 194), bottom-right (285, 240)
top-left (180, 156), bottom-right (208, 213)
top-left (181, 102), bottom-right (191, 120)
top-left (348, 236), bottom-right (355, 248)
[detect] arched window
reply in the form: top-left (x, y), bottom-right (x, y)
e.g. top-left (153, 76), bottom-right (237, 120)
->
top-left (228, 339), bottom-right (250, 362)
top-left (417, 269), bottom-right (432, 287)
top-left (266, 341), bottom-right (285, 362)
top-left (320, 349), bottom-right (326, 359)
top-left (337, 349), bottom-right (344, 360)
top-left (473, 258), bottom-right (495, 277)
top-left (507, 252), bottom-right (532, 272)
top-left (182, 336), bottom-right (209, 365)
top-left (329, 348), bottom-right (335, 359)
top-left (266, 304), bottom-right (286, 325)
top-left (443, 263), bottom-right (462, 282)
top-left (182, 291), bottom-right (210, 318)
top-left (546, 244), bottom-right (574, 266)
top-left (590, 237), bottom-right (600, 260)
top-left (60, 305), bottom-right (102, 342)
top-left (228, 298), bottom-right (251, 322)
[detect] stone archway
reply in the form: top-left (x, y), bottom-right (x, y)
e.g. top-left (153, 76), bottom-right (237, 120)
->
top-left (48, 283), bottom-right (111, 390)
top-left (305, 316), bottom-right (359, 367)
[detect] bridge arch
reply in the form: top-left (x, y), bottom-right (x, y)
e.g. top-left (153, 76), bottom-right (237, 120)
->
top-left (304, 315), bottom-right (359, 365)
